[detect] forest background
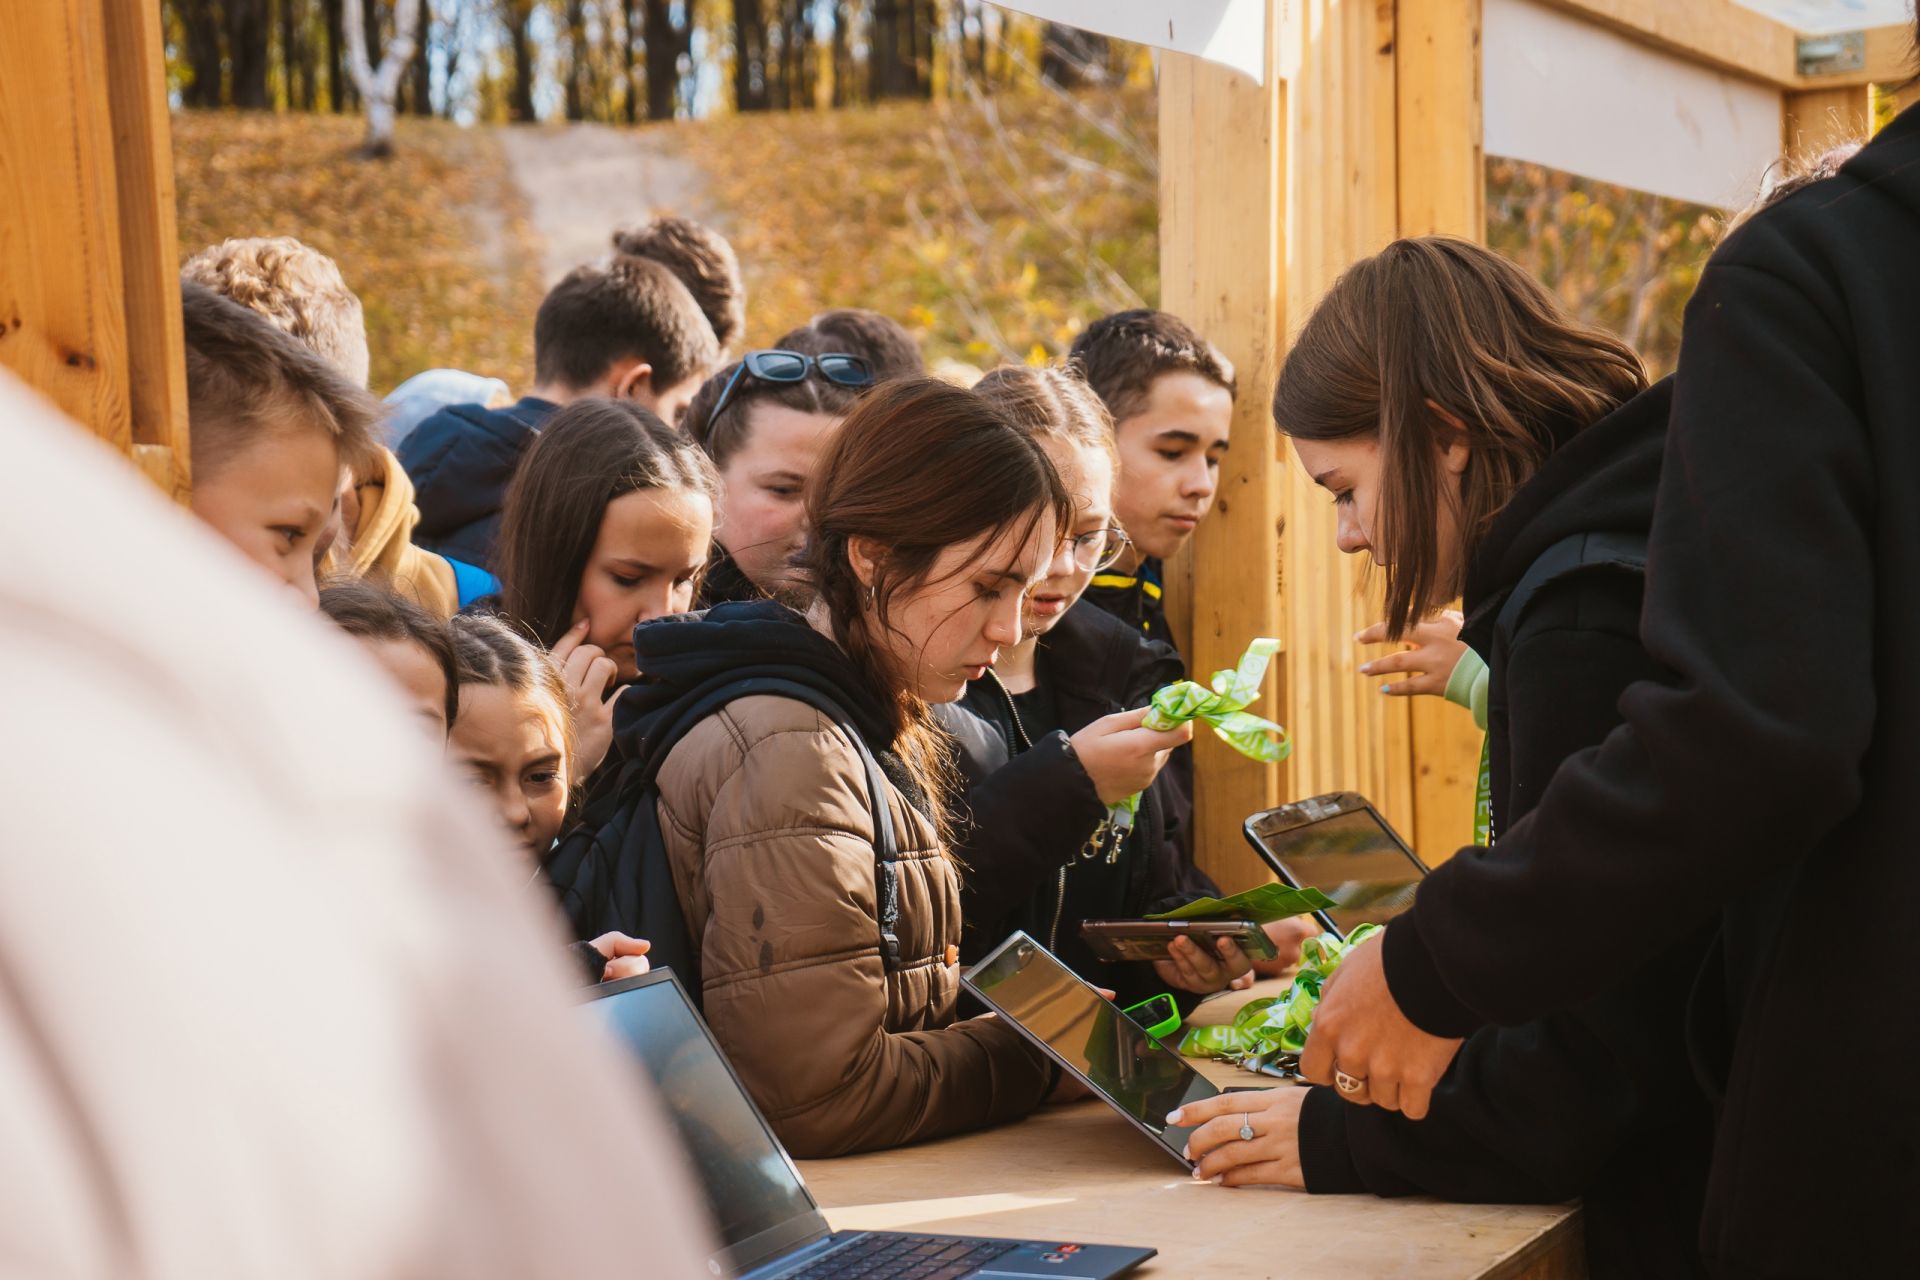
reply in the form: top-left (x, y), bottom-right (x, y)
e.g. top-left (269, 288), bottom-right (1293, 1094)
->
top-left (164, 0), bottom-right (1723, 393)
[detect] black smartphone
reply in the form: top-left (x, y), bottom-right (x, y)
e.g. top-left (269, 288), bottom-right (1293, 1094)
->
top-left (1079, 918), bottom-right (1279, 964)
top-left (1241, 792), bottom-right (1428, 939)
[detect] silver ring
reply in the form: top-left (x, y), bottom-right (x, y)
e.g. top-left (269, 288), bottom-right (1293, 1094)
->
top-left (1238, 1114), bottom-right (1255, 1142)
top-left (1335, 1069), bottom-right (1368, 1095)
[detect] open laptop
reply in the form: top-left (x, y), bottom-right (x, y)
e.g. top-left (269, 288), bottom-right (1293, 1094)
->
top-left (962, 932), bottom-right (1221, 1171)
top-left (580, 970), bottom-right (1156, 1280)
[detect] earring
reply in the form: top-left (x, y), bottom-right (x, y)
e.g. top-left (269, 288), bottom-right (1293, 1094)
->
top-left (866, 585), bottom-right (877, 608)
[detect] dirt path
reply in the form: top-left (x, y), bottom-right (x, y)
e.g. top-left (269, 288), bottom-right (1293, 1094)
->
top-left (496, 122), bottom-right (717, 287)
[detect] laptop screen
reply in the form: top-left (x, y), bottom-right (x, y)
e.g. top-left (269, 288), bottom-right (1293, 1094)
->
top-left (964, 934), bottom-right (1217, 1166)
top-left (583, 975), bottom-right (818, 1258)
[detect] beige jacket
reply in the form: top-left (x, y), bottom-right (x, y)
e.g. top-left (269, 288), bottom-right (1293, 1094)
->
top-left (0, 372), bottom-right (715, 1279)
top-left (344, 446), bottom-right (458, 617)
top-left (656, 695), bottom-right (1053, 1158)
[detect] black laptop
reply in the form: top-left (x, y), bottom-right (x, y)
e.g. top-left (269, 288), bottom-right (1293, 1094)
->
top-left (580, 970), bottom-right (1157, 1280)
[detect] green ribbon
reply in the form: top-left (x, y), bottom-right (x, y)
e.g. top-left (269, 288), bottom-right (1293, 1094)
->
top-left (1112, 637), bottom-right (1290, 830)
top-left (1177, 924), bottom-right (1383, 1063)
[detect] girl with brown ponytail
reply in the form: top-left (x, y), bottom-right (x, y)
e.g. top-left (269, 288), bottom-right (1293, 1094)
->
top-left (599, 377), bottom-right (1073, 1158)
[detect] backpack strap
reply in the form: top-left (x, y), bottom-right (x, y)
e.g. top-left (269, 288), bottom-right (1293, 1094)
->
top-left (617, 675), bottom-right (904, 971)
top-left (1493, 530), bottom-right (1649, 651)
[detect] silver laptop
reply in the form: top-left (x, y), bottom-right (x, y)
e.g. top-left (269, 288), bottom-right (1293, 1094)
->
top-left (963, 932), bottom-right (1222, 1170)
top-left (580, 969), bottom-right (1157, 1280)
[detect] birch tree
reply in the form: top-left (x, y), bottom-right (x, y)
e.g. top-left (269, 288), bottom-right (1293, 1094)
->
top-left (343, 0), bottom-right (424, 156)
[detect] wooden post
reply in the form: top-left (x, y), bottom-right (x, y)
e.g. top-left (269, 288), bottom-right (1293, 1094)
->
top-left (1784, 86), bottom-right (1872, 159)
top-left (1272, 0), bottom-right (1411, 832)
top-left (1395, 0), bottom-right (1487, 861)
top-left (1158, 9), bottom-right (1288, 895)
top-left (0, 0), bottom-right (190, 500)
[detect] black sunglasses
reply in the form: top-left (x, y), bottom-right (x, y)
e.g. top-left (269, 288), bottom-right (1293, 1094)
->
top-left (705, 348), bottom-right (875, 433)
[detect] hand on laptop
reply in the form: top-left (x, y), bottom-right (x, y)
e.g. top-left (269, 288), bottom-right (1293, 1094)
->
top-left (589, 931), bottom-right (652, 982)
top-left (1154, 934), bottom-right (1255, 994)
top-left (1168, 1087), bottom-right (1307, 1189)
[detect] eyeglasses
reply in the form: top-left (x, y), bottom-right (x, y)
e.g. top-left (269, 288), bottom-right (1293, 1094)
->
top-left (1070, 525), bottom-right (1131, 573)
top-left (704, 348), bottom-right (875, 434)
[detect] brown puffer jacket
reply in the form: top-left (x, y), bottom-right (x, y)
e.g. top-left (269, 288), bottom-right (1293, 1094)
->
top-left (654, 693), bottom-right (1053, 1158)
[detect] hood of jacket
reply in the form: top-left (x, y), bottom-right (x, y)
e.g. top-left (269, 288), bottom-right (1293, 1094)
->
top-left (1461, 377), bottom-right (1671, 652)
top-left (613, 600), bottom-right (900, 760)
top-left (396, 396), bottom-right (556, 547)
top-left (344, 446), bottom-right (457, 617)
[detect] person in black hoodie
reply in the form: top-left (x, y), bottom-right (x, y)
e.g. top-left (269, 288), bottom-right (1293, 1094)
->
top-left (944, 366), bottom-right (1307, 1007)
top-left (398, 254), bottom-right (719, 575)
top-left (1262, 90), bottom-right (1920, 1277)
top-left (1172, 238), bottom-right (1714, 1278)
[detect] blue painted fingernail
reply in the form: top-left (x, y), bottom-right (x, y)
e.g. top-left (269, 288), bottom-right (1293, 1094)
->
top-left (1380, 683), bottom-right (1392, 694)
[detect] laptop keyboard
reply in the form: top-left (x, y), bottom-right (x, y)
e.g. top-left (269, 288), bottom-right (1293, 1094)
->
top-left (784, 1233), bottom-right (1021, 1279)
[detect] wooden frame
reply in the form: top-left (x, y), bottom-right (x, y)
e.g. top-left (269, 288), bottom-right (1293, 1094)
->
top-left (0, 0), bottom-right (189, 501)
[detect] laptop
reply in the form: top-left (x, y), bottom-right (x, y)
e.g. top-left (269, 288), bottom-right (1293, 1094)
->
top-left (962, 932), bottom-right (1221, 1171)
top-left (580, 970), bottom-right (1157, 1280)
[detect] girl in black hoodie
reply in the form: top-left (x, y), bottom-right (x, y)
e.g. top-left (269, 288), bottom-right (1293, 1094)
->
top-left (1176, 238), bottom-right (1714, 1279)
top-left (944, 366), bottom-right (1316, 1005)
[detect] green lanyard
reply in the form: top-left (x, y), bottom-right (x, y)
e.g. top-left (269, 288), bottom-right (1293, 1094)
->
top-left (1473, 733), bottom-right (1493, 846)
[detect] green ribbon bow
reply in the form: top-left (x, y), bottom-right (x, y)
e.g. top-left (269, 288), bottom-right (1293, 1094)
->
top-left (1111, 637), bottom-right (1290, 831)
top-left (1177, 924), bottom-right (1382, 1067)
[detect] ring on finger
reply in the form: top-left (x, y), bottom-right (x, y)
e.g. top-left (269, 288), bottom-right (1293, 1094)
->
top-left (1238, 1113), bottom-right (1255, 1142)
top-left (1335, 1069), bottom-right (1368, 1095)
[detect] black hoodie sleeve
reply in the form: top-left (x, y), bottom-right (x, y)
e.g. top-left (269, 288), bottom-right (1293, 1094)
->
top-left (1382, 246), bottom-right (1878, 1036)
top-left (952, 730), bottom-right (1110, 926)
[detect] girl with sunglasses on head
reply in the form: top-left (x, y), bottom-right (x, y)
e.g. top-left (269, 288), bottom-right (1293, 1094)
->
top-left (946, 367), bottom-right (1315, 1007)
top-left (581, 377), bottom-right (1070, 1158)
top-left (491, 399), bottom-right (721, 781)
top-left (683, 345), bottom-right (874, 606)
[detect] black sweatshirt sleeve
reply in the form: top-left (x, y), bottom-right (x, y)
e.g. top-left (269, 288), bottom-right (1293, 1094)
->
top-left (1303, 610), bottom-right (1688, 1204)
top-left (1383, 252), bottom-right (1878, 1035)
top-left (952, 730), bottom-right (1109, 925)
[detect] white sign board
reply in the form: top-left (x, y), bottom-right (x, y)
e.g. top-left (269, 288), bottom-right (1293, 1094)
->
top-left (1485, 0), bottom-right (1784, 209)
top-left (986, 0), bottom-right (1267, 84)
top-left (1732, 0), bottom-right (1913, 35)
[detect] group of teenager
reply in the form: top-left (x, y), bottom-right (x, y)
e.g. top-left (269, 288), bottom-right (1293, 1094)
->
top-left (156, 63), bottom-right (1920, 1276)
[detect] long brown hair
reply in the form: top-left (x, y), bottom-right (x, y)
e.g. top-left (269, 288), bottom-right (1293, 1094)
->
top-left (495, 398), bottom-right (720, 649)
top-left (800, 377), bottom-right (1072, 816)
top-left (1273, 236), bottom-right (1647, 638)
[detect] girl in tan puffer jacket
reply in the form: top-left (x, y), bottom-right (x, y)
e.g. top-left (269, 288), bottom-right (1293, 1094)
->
top-left (629, 377), bottom-right (1073, 1158)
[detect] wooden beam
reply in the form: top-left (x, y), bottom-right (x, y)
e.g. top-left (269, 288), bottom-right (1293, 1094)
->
top-left (1784, 85), bottom-right (1872, 158)
top-left (1395, 0), bottom-right (1487, 863)
top-left (0, 1), bottom-right (190, 501)
top-left (1158, 11), bottom-right (1288, 896)
top-left (0, 1), bottom-right (134, 449)
top-left (1273, 0), bottom-right (1413, 840)
top-left (1532, 0), bottom-right (1910, 89)
top-left (103, 0), bottom-right (191, 504)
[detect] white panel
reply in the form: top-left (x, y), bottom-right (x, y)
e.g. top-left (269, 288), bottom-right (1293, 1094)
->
top-left (986, 0), bottom-right (1267, 83)
top-left (1733, 0), bottom-right (1913, 35)
top-left (1485, 0), bottom-right (1785, 209)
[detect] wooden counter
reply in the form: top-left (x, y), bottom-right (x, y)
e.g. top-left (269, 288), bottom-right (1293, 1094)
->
top-left (799, 982), bottom-right (1584, 1279)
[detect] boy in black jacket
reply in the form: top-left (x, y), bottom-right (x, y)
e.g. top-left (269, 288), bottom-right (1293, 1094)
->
top-left (398, 254), bottom-right (718, 572)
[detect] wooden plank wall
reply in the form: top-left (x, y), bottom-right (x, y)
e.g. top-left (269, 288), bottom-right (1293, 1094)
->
top-left (1161, 0), bottom-right (1487, 888)
top-left (0, 0), bottom-right (189, 500)
top-left (1158, 11), bottom-right (1290, 896)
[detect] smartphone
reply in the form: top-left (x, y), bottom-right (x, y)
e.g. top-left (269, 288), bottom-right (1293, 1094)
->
top-left (1079, 918), bottom-right (1279, 964)
top-left (1241, 792), bottom-right (1429, 939)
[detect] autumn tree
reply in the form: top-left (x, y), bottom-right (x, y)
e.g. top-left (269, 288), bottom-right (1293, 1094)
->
top-left (343, 0), bottom-right (423, 155)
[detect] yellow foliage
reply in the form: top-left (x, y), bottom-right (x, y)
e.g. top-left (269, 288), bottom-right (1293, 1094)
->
top-left (172, 111), bottom-right (545, 395)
